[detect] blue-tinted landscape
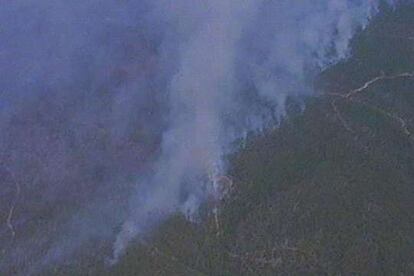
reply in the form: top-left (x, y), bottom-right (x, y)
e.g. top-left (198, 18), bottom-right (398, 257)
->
top-left (1, 1), bottom-right (414, 275)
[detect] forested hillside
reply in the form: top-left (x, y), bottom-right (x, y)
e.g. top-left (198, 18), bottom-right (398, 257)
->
top-left (52, 3), bottom-right (414, 275)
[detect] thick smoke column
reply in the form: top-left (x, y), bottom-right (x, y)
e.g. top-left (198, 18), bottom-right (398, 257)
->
top-left (0, 0), bottom-right (396, 273)
top-left (111, 0), bottom-right (259, 262)
top-left (111, 0), bottom-right (388, 262)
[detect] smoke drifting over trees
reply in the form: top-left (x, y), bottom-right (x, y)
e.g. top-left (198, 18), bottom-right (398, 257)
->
top-left (0, 0), bottom-right (398, 274)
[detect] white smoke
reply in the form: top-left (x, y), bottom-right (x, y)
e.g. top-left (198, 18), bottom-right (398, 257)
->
top-left (0, 0), bottom-right (400, 273)
top-left (111, 0), bottom-right (386, 262)
top-left (111, 0), bottom-right (259, 262)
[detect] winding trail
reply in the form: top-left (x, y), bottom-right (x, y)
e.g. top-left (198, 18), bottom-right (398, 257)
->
top-left (227, 242), bottom-right (312, 269)
top-left (328, 72), bottom-right (414, 138)
top-left (346, 72), bottom-right (414, 99)
top-left (5, 169), bottom-right (20, 239)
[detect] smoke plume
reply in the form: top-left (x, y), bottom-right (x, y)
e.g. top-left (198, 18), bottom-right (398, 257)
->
top-left (0, 0), bottom-right (397, 274)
